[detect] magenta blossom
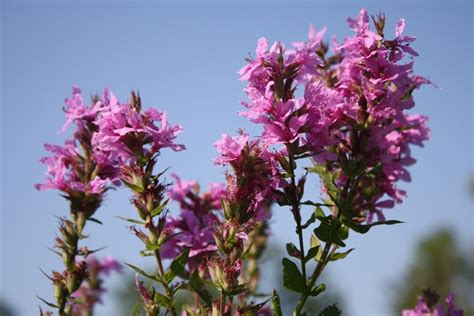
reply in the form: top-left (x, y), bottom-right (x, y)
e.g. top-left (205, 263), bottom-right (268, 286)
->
top-left (35, 141), bottom-right (110, 195)
top-left (93, 93), bottom-right (185, 163)
top-left (213, 133), bottom-right (249, 165)
top-left (238, 9), bottom-right (431, 222)
top-left (161, 175), bottom-right (225, 265)
top-left (60, 85), bottom-right (109, 133)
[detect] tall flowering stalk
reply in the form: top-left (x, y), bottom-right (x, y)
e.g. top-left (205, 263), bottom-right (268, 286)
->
top-left (192, 133), bottom-right (274, 315)
top-left (93, 91), bottom-right (185, 316)
top-left (238, 9), bottom-right (431, 315)
top-left (36, 87), bottom-right (121, 315)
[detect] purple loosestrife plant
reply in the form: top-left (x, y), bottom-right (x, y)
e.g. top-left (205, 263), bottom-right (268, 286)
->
top-left (36, 87), bottom-right (121, 315)
top-left (93, 91), bottom-right (186, 316)
top-left (35, 9), bottom-right (466, 316)
top-left (238, 9), bottom-right (431, 315)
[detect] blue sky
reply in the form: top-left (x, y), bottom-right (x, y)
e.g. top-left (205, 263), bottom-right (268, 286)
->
top-left (1, 1), bottom-right (473, 315)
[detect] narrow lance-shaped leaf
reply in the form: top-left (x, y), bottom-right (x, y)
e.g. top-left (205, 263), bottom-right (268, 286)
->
top-left (115, 216), bottom-right (145, 225)
top-left (344, 219), bottom-right (403, 234)
top-left (165, 248), bottom-right (190, 283)
top-left (124, 262), bottom-right (159, 282)
top-left (329, 248), bottom-right (355, 261)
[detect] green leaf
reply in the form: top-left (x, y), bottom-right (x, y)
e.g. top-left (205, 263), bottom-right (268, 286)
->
top-left (315, 206), bottom-right (326, 219)
top-left (271, 290), bottom-right (283, 316)
top-left (329, 248), bottom-right (355, 261)
top-left (319, 304), bottom-right (342, 316)
top-left (154, 292), bottom-right (172, 308)
top-left (286, 242), bottom-right (302, 259)
top-left (282, 258), bottom-right (306, 293)
top-left (301, 201), bottom-right (334, 208)
top-left (165, 248), bottom-right (190, 283)
top-left (313, 216), bottom-right (346, 247)
top-left (122, 179), bottom-right (144, 193)
top-left (150, 199), bottom-right (169, 217)
top-left (36, 295), bottom-right (59, 309)
top-left (189, 272), bottom-right (213, 307)
top-left (155, 166), bottom-right (171, 180)
top-left (226, 284), bottom-right (248, 297)
top-left (145, 243), bottom-right (161, 251)
top-left (310, 283), bottom-right (326, 297)
top-left (115, 216), bottom-right (145, 225)
top-left (301, 212), bottom-right (316, 230)
top-left (124, 262), bottom-right (158, 282)
top-left (305, 243), bottom-right (321, 263)
top-left (87, 217), bottom-right (103, 225)
top-left (344, 219), bottom-right (403, 234)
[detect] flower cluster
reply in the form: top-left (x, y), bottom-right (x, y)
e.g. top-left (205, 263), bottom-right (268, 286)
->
top-left (92, 91), bottom-right (184, 164)
top-left (36, 87), bottom-right (120, 198)
top-left (239, 9), bottom-right (431, 222)
top-left (161, 174), bottom-right (225, 267)
top-left (36, 9), bottom-right (443, 316)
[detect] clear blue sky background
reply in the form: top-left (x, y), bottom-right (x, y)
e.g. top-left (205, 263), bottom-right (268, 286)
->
top-left (1, 1), bottom-right (473, 315)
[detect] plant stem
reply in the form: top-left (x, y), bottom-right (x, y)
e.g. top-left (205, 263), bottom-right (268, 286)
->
top-left (287, 150), bottom-right (306, 280)
top-left (293, 178), bottom-right (355, 315)
top-left (154, 249), bottom-right (177, 316)
top-left (293, 240), bottom-right (332, 316)
top-left (220, 291), bottom-right (226, 316)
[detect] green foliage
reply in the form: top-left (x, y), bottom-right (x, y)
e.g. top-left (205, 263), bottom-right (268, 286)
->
top-left (282, 258), bottom-right (306, 293)
top-left (329, 248), bottom-right (355, 262)
top-left (164, 249), bottom-right (190, 283)
top-left (124, 263), bottom-right (160, 283)
top-left (313, 216), bottom-right (346, 247)
top-left (343, 219), bottom-right (403, 234)
top-left (115, 216), bottom-right (145, 225)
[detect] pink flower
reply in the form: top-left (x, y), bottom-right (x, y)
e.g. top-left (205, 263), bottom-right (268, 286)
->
top-left (168, 174), bottom-right (198, 202)
top-left (93, 93), bottom-right (185, 163)
top-left (237, 9), bottom-right (431, 222)
top-left (161, 175), bottom-right (225, 267)
top-left (213, 133), bottom-right (249, 165)
top-left (35, 141), bottom-right (112, 195)
top-left (59, 86), bottom-right (107, 133)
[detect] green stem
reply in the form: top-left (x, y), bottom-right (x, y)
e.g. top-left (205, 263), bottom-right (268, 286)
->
top-left (293, 241), bottom-right (333, 316)
top-left (154, 249), bottom-right (177, 316)
top-left (293, 178), bottom-right (355, 315)
top-left (287, 150), bottom-right (306, 280)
